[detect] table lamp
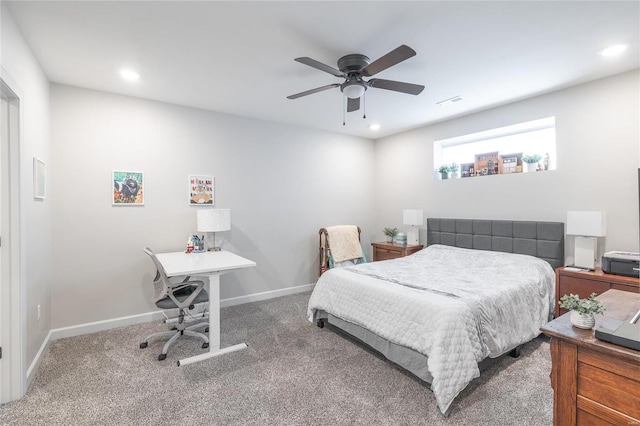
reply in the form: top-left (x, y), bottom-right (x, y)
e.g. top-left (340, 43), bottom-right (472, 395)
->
top-left (566, 211), bottom-right (607, 270)
top-left (403, 209), bottom-right (424, 246)
top-left (197, 208), bottom-right (231, 251)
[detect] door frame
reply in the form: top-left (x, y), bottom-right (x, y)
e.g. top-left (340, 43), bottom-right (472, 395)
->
top-left (0, 68), bottom-right (25, 403)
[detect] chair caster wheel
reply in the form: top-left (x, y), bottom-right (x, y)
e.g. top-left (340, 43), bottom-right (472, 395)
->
top-left (139, 342), bottom-right (148, 349)
top-left (158, 353), bottom-right (167, 361)
top-left (202, 342), bottom-right (209, 349)
top-left (176, 361), bottom-right (181, 367)
top-left (205, 327), bottom-right (209, 333)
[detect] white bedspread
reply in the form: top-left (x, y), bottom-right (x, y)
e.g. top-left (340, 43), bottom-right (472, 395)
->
top-left (307, 244), bottom-right (555, 414)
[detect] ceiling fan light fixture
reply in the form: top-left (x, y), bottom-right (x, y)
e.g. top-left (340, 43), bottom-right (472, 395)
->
top-left (341, 82), bottom-right (366, 99)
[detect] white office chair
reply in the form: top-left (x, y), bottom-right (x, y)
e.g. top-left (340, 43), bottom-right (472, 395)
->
top-left (140, 247), bottom-right (210, 361)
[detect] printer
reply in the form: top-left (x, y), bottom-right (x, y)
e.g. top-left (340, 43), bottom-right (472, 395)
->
top-left (602, 251), bottom-right (640, 278)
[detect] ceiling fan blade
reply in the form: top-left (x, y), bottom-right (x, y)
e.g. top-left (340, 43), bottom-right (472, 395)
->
top-left (368, 78), bottom-right (425, 95)
top-left (347, 97), bottom-right (360, 112)
top-left (294, 57), bottom-right (346, 78)
top-left (287, 84), bottom-right (340, 99)
top-left (362, 45), bottom-right (417, 77)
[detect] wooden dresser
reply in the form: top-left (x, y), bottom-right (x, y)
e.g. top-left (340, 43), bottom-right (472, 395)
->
top-left (541, 290), bottom-right (640, 426)
top-left (371, 242), bottom-right (423, 261)
top-left (555, 267), bottom-right (639, 317)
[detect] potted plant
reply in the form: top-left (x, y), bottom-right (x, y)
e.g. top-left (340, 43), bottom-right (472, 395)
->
top-left (449, 162), bottom-right (460, 178)
top-left (438, 164), bottom-right (451, 180)
top-left (383, 227), bottom-right (399, 243)
top-left (559, 292), bottom-right (606, 329)
top-left (521, 154), bottom-right (542, 173)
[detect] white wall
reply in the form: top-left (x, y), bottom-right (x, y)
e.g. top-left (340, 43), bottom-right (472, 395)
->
top-left (0, 4), bottom-right (53, 371)
top-left (374, 70), bottom-right (640, 262)
top-left (50, 84), bottom-right (375, 328)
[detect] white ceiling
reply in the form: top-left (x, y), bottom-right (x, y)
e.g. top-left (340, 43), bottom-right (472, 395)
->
top-left (6, 1), bottom-right (639, 139)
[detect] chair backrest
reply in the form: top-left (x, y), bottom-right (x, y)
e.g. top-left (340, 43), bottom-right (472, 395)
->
top-left (143, 247), bottom-right (171, 303)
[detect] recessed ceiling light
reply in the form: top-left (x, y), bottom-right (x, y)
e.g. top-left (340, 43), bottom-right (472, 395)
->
top-left (597, 44), bottom-right (628, 57)
top-left (120, 69), bottom-right (140, 82)
top-left (369, 123), bottom-right (381, 131)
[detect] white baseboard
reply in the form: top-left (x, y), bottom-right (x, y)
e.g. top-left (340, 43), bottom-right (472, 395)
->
top-left (47, 282), bottom-right (314, 341)
top-left (26, 330), bottom-right (52, 388)
top-left (220, 283), bottom-right (315, 308)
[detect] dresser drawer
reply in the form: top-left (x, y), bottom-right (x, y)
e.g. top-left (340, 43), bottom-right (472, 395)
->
top-left (577, 348), bottom-right (640, 423)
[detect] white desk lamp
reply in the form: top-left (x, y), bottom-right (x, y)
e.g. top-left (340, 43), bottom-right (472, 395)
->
top-left (197, 208), bottom-right (231, 251)
top-left (403, 209), bottom-right (424, 246)
top-left (566, 211), bottom-right (607, 270)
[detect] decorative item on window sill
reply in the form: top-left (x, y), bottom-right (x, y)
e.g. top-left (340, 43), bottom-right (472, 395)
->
top-left (522, 154), bottom-right (542, 172)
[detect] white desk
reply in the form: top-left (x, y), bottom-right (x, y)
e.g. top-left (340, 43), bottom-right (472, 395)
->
top-left (155, 250), bottom-right (256, 366)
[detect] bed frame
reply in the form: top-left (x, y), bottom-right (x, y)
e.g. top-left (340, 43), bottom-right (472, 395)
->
top-left (315, 218), bottom-right (564, 412)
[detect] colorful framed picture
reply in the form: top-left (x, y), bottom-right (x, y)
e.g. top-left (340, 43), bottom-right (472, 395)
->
top-left (33, 157), bottom-right (46, 200)
top-left (113, 170), bottom-right (144, 205)
top-left (189, 175), bottom-right (214, 205)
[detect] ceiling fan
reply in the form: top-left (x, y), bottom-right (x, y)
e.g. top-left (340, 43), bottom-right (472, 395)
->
top-left (287, 45), bottom-right (425, 113)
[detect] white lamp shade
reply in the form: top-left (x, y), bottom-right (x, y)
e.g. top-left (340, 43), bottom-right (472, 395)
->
top-left (566, 211), bottom-right (607, 237)
top-left (197, 209), bottom-right (231, 232)
top-left (403, 209), bottom-right (424, 226)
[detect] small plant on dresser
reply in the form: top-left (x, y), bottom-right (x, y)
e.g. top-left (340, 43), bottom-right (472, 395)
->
top-left (559, 292), bottom-right (606, 329)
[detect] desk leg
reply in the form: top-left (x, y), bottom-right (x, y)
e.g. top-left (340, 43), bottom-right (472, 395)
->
top-left (177, 273), bottom-right (247, 366)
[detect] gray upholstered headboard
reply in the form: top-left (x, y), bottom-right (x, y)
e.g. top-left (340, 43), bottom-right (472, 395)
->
top-left (426, 218), bottom-right (564, 269)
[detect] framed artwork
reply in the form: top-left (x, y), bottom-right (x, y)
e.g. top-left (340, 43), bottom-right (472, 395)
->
top-left (33, 157), bottom-right (46, 200)
top-left (189, 175), bottom-right (214, 205)
top-left (113, 170), bottom-right (144, 205)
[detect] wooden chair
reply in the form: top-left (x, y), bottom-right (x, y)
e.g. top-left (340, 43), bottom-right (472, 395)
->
top-left (318, 226), bottom-right (362, 277)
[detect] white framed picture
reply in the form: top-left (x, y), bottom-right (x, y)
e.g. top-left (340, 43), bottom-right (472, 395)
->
top-left (189, 175), bottom-right (214, 205)
top-left (33, 157), bottom-right (46, 200)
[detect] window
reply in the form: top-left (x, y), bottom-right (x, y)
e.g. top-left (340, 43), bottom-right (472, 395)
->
top-left (434, 117), bottom-right (556, 178)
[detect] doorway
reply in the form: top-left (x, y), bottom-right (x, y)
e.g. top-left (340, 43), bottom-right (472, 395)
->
top-left (1, 73), bottom-right (24, 403)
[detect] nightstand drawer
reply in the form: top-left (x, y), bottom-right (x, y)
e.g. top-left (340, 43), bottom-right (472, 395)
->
top-left (559, 276), bottom-right (609, 298)
top-left (371, 242), bottom-right (423, 262)
top-left (375, 248), bottom-right (401, 261)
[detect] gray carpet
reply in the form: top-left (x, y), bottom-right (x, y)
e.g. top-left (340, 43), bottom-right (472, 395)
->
top-left (0, 292), bottom-right (552, 425)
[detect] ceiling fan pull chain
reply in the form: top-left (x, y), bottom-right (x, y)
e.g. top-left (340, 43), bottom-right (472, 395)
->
top-left (363, 93), bottom-right (366, 119)
top-left (343, 96), bottom-right (346, 126)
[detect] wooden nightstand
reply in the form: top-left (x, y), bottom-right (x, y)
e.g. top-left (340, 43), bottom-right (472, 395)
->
top-left (555, 267), bottom-right (639, 317)
top-left (371, 242), bottom-right (423, 261)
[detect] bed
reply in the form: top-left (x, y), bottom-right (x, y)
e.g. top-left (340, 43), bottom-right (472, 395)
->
top-left (307, 218), bottom-right (564, 414)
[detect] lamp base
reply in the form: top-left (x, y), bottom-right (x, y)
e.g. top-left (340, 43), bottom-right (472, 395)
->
top-left (407, 229), bottom-right (419, 246)
top-left (574, 236), bottom-right (597, 270)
